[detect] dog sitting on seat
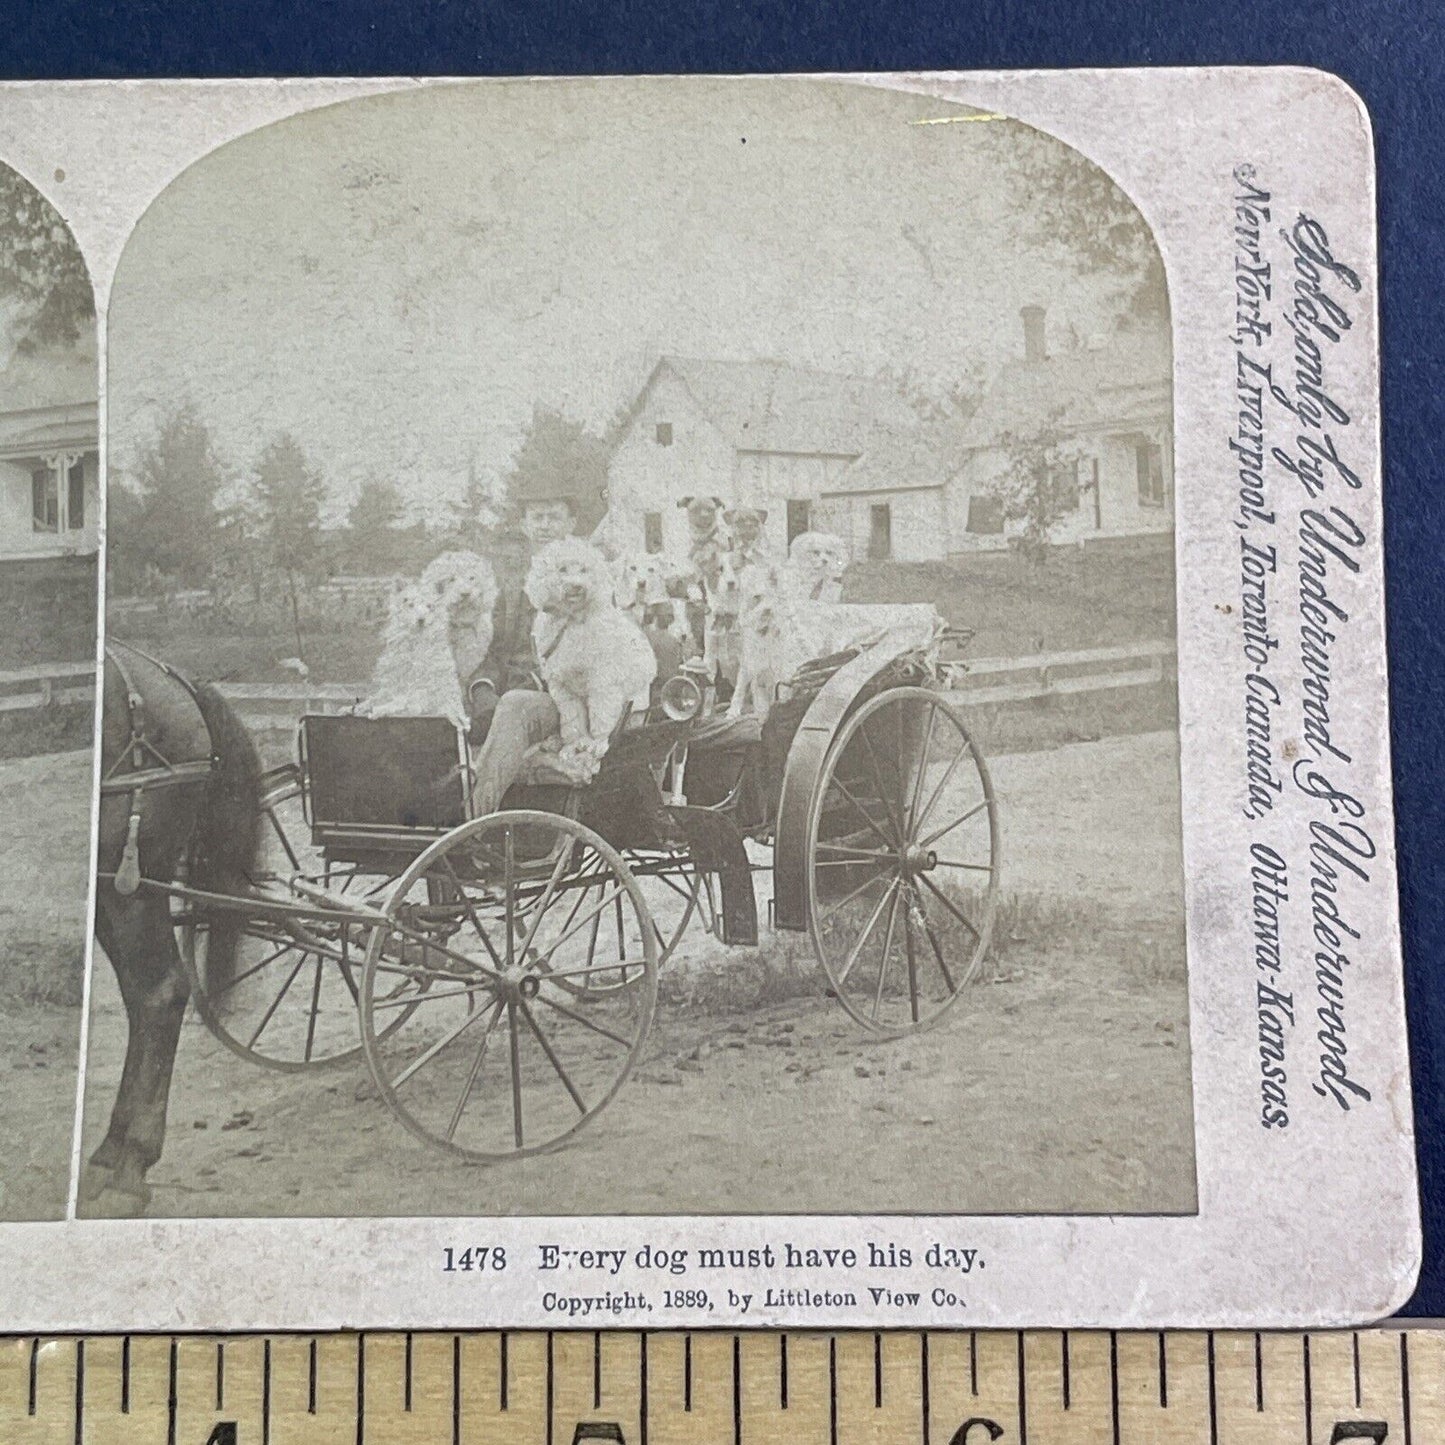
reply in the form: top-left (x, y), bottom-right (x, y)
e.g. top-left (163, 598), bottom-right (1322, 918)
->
top-left (784, 529), bottom-right (850, 602)
top-left (527, 537), bottom-right (658, 783)
top-left (614, 553), bottom-right (669, 623)
top-left (728, 548), bottom-right (944, 722)
top-left (363, 550), bottom-right (496, 729)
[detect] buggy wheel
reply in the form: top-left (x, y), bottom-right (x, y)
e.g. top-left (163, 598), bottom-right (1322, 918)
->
top-left (360, 810), bottom-right (659, 1161)
top-left (545, 850), bottom-right (717, 997)
top-left (177, 774), bottom-right (405, 1071)
top-left (805, 686), bottom-right (1000, 1038)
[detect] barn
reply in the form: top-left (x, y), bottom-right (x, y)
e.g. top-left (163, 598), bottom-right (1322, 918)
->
top-left (601, 356), bottom-right (918, 559)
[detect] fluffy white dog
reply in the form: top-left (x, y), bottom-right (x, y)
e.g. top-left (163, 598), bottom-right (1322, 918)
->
top-left (528, 537), bottom-right (657, 781)
top-left (728, 559), bottom-right (944, 721)
top-left (784, 530), bottom-right (850, 602)
top-left (363, 550), bottom-right (497, 728)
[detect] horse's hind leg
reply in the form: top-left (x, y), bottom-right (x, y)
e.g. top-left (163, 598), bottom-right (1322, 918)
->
top-left (86, 893), bottom-right (189, 1214)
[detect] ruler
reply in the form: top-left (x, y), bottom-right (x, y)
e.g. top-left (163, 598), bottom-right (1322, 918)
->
top-left (1, 1329), bottom-right (1440, 1443)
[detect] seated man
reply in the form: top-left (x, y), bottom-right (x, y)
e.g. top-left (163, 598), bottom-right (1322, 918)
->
top-left (465, 528), bottom-right (538, 742)
top-left (470, 537), bottom-right (657, 818)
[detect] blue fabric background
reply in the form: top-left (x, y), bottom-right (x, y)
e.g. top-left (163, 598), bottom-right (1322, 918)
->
top-left (2, 0), bottom-right (1440, 1313)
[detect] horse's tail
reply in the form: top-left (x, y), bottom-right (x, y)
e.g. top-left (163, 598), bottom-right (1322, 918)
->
top-left (188, 681), bottom-right (264, 998)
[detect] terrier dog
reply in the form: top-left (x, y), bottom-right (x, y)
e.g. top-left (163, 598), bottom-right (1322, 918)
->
top-left (704, 551), bottom-right (746, 688)
top-left (614, 553), bottom-right (671, 624)
top-left (723, 506), bottom-right (771, 568)
top-left (678, 495), bottom-right (728, 588)
top-left (527, 537), bottom-right (657, 782)
top-left (613, 553), bottom-right (691, 684)
top-left (363, 550), bottom-right (497, 728)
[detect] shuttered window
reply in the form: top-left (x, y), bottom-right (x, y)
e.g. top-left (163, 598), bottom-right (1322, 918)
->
top-left (67, 457), bottom-right (85, 530)
top-left (31, 466), bottom-right (58, 532)
top-left (1136, 441), bottom-right (1166, 506)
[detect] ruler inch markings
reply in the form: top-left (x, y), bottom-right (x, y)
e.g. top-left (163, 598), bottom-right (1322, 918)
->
top-left (1, 1329), bottom-right (1441, 1443)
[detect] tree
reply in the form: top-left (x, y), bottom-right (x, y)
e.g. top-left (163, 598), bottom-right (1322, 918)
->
top-left (254, 433), bottom-right (324, 578)
top-left (252, 433), bottom-right (325, 659)
top-left (502, 405), bottom-right (610, 533)
top-left (110, 404), bottom-right (227, 590)
top-left (985, 409), bottom-right (1085, 567)
top-left (986, 122), bottom-right (1167, 325)
top-left (0, 168), bottom-right (94, 351)
top-left (345, 475), bottom-right (403, 572)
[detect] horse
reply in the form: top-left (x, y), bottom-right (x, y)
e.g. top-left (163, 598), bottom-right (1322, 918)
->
top-left (85, 643), bottom-right (263, 1216)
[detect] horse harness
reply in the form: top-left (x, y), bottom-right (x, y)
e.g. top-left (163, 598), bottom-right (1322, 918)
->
top-left (100, 641), bottom-right (219, 897)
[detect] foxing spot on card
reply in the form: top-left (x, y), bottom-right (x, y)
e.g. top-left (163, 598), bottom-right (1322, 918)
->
top-left (0, 70), bottom-right (1416, 1331)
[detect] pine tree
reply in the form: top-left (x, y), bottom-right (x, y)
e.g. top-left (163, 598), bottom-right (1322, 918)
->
top-left (111, 404), bottom-right (226, 589)
top-left (253, 433), bottom-right (326, 660)
top-left (346, 476), bottom-right (403, 572)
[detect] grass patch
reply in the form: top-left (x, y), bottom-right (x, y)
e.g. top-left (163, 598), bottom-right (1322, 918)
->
top-left (843, 537), bottom-right (1176, 659)
top-left (0, 706), bottom-right (93, 760)
top-left (656, 885), bottom-right (1185, 1018)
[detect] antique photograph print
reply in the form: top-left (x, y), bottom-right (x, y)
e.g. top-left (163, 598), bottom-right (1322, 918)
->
top-left (0, 161), bottom-right (96, 1221)
top-left (82, 78), bottom-right (1192, 1220)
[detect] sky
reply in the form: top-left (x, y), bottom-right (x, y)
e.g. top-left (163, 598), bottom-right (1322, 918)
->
top-left (108, 77), bottom-right (1158, 527)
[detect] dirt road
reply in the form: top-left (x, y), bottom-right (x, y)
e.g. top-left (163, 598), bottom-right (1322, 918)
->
top-left (0, 749), bottom-right (90, 1220)
top-left (80, 730), bottom-right (1194, 1218)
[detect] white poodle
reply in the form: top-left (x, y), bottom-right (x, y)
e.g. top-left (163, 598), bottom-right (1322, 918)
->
top-left (363, 550), bottom-right (497, 728)
top-left (528, 537), bottom-right (657, 782)
top-left (784, 530), bottom-right (850, 602)
top-left (727, 561), bottom-right (826, 719)
top-left (728, 558), bottom-right (944, 721)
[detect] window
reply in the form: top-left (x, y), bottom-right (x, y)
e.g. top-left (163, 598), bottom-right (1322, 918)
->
top-left (31, 466), bottom-right (58, 532)
top-left (66, 457), bottom-right (85, 530)
top-left (1051, 458), bottom-right (1081, 512)
top-left (785, 498), bottom-right (811, 544)
top-left (966, 494), bottom-right (1004, 534)
top-left (868, 503), bottom-right (892, 561)
top-left (655, 422), bottom-right (673, 447)
top-left (1136, 441), bottom-right (1166, 506)
top-left (644, 511), bottom-right (664, 554)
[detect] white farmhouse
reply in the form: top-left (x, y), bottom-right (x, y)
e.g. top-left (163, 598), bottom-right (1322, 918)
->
top-left (0, 335), bottom-right (99, 566)
top-left (828, 308), bottom-right (1174, 560)
top-left (602, 318), bottom-right (1173, 566)
top-left (602, 356), bottom-right (918, 558)
top-left (947, 308), bottom-right (1174, 550)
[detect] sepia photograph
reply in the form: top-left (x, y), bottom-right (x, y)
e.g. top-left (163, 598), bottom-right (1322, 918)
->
top-left (0, 160), bottom-right (97, 1220)
top-left (79, 77), bottom-right (1193, 1221)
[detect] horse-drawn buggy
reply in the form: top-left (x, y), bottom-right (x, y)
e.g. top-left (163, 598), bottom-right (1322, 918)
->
top-left (96, 624), bottom-right (1000, 1181)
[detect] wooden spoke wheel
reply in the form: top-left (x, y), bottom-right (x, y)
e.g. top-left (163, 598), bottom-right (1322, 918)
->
top-left (542, 849), bottom-right (718, 997)
top-left (806, 685), bottom-right (1000, 1038)
top-left (359, 810), bottom-right (659, 1161)
top-left (177, 774), bottom-right (413, 1072)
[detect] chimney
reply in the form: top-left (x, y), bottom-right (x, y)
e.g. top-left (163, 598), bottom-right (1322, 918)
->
top-left (1021, 304), bottom-right (1047, 364)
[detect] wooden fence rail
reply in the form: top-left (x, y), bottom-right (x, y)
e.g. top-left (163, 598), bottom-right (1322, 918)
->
top-left (1, 640), bottom-right (1177, 727)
